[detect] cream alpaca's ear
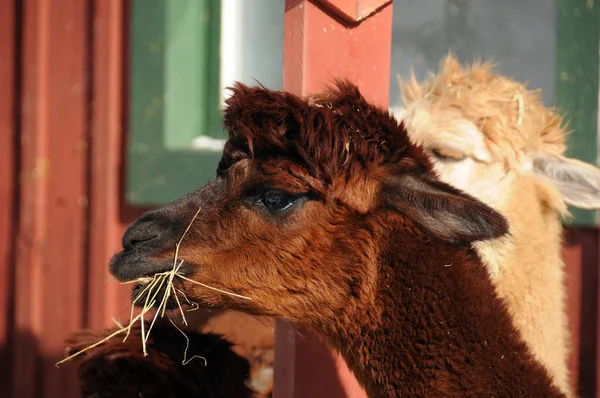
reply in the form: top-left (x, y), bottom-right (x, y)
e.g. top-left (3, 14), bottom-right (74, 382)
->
top-left (533, 152), bottom-right (600, 209)
top-left (381, 173), bottom-right (509, 244)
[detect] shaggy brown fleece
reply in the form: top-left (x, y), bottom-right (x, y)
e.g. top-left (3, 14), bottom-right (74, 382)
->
top-left (66, 320), bottom-right (252, 398)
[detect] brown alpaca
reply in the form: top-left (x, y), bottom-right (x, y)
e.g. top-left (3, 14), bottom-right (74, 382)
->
top-left (66, 320), bottom-right (252, 398)
top-left (395, 55), bottom-right (600, 396)
top-left (109, 81), bottom-right (565, 397)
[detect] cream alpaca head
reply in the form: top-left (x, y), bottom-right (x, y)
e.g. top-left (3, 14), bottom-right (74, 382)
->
top-left (394, 55), bottom-right (600, 396)
top-left (395, 55), bottom-right (600, 274)
top-left (397, 54), bottom-right (600, 208)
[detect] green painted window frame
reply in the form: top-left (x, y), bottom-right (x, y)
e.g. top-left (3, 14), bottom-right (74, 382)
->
top-left (127, 0), bottom-right (223, 206)
top-left (556, 0), bottom-right (600, 226)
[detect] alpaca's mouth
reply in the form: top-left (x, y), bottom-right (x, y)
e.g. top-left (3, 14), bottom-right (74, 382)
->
top-left (108, 249), bottom-right (195, 310)
top-left (109, 248), bottom-right (191, 282)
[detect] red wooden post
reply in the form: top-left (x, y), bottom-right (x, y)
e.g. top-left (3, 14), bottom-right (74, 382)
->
top-left (276, 1), bottom-right (393, 396)
top-left (12, 1), bottom-right (90, 397)
top-left (0, 0), bottom-right (17, 395)
top-left (562, 227), bottom-right (600, 397)
top-left (563, 228), bottom-right (584, 395)
top-left (87, 0), bottom-right (138, 330)
top-left (596, 230), bottom-right (600, 398)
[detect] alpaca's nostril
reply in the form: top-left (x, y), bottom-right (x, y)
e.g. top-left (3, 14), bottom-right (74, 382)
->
top-left (129, 235), bottom-right (158, 247)
top-left (122, 221), bottom-right (160, 250)
top-left (123, 233), bottom-right (159, 250)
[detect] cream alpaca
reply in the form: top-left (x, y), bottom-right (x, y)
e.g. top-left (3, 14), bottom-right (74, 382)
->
top-left (395, 55), bottom-right (600, 396)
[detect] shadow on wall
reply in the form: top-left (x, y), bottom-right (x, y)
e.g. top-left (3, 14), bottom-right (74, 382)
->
top-left (1, 328), bottom-right (80, 398)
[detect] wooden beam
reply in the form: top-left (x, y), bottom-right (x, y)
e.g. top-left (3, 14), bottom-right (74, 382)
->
top-left (0, 0), bottom-right (17, 395)
top-left (563, 226), bottom-right (600, 397)
top-left (87, 0), bottom-right (136, 330)
top-left (283, 0), bottom-right (392, 107)
top-left (276, 1), bottom-right (393, 396)
top-left (563, 227), bottom-right (585, 396)
top-left (12, 1), bottom-right (90, 397)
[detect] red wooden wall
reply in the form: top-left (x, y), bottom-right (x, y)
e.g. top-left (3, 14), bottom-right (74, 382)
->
top-left (0, 0), bottom-right (17, 395)
top-left (0, 0), bottom-right (598, 397)
top-left (564, 227), bottom-right (600, 398)
top-left (0, 1), bottom-right (136, 397)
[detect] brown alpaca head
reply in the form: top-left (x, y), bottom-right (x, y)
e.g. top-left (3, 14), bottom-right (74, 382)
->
top-left (110, 81), bottom-right (508, 325)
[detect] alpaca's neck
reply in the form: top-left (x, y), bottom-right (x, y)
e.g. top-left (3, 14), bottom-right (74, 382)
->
top-left (327, 232), bottom-right (564, 398)
top-left (488, 180), bottom-right (571, 394)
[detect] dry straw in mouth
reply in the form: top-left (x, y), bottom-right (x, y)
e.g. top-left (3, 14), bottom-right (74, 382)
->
top-left (56, 207), bottom-right (251, 367)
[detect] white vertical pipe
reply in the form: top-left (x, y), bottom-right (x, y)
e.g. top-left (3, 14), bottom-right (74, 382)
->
top-left (219, 0), bottom-right (244, 106)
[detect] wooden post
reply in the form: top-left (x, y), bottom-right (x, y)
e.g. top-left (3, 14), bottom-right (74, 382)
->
top-left (12, 1), bottom-right (90, 397)
top-left (87, 0), bottom-right (140, 331)
top-left (0, 0), bottom-right (17, 395)
top-left (562, 227), bottom-right (600, 397)
top-left (275, 1), bottom-right (393, 396)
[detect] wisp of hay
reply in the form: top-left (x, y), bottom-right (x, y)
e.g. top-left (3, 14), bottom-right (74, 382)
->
top-left (56, 207), bottom-right (251, 367)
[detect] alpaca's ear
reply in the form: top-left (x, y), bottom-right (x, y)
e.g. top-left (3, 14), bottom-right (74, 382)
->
top-left (381, 174), bottom-right (509, 243)
top-left (533, 151), bottom-right (600, 209)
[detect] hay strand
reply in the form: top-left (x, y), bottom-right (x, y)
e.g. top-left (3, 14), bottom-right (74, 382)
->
top-left (177, 275), bottom-right (252, 300)
top-left (55, 302), bottom-right (155, 367)
top-left (168, 316), bottom-right (208, 366)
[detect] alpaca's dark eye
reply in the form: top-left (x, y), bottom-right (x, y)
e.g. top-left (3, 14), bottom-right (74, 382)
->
top-left (259, 190), bottom-right (297, 214)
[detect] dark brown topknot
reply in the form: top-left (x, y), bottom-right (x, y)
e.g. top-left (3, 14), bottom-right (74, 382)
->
top-left (219, 80), bottom-right (432, 182)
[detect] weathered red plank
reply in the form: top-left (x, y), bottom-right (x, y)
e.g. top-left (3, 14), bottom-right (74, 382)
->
top-left (283, 0), bottom-right (392, 108)
top-left (87, 0), bottom-right (135, 331)
top-left (276, 1), bottom-right (393, 396)
top-left (13, 1), bottom-right (90, 397)
top-left (0, 0), bottom-right (17, 395)
top-left (12, 2), bottom-right (48, 395)
top-left (562, 226), bottom-right (600, 397)
top-left (563, 228), bottom-right (584, 396)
